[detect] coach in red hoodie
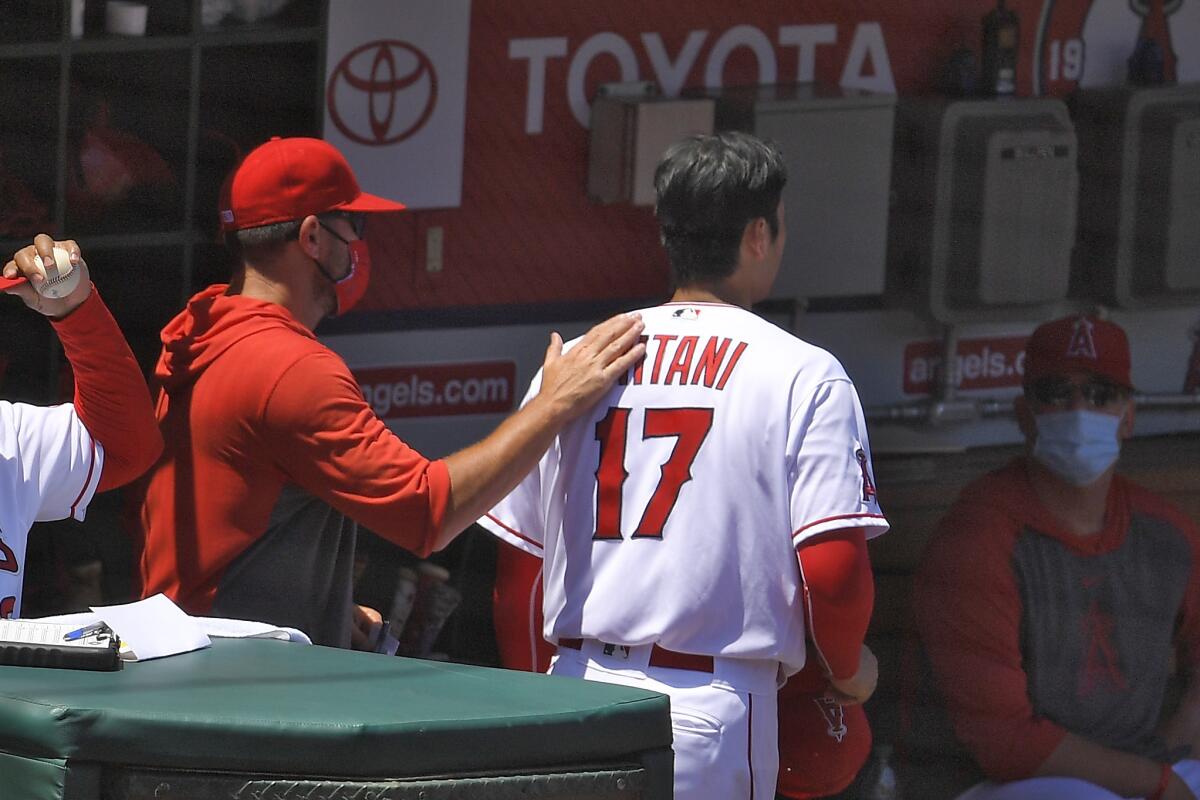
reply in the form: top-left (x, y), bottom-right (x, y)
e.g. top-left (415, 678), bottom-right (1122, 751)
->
top-left (136, 137), bottom-right (644, 647)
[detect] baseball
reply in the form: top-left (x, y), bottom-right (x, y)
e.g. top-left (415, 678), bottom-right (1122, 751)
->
top-left (36, 247), bottom-right (83, 299)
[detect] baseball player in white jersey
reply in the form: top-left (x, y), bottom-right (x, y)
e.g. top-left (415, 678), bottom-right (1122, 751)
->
top-left (480, 132), bottom-right (888, 799)
top-left (0, 235), bottom-right (161, 619)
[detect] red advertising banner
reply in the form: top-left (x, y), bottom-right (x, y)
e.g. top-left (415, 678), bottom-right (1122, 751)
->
top-left (344, 1), bottom-right (979, 314)
top-left (354, 361), bottom-right (517, 419)
top-left (903, 335), bottom-right (1030, 396)
top-left (331, 1), bottom-right (1200, 315)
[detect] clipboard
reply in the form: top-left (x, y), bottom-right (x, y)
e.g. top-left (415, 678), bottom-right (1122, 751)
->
top-left (0, 618), bottom-right (122, 671)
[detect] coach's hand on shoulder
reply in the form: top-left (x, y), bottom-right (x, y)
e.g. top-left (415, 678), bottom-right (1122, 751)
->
top-left (535, 313), bottom-right (645, 422)
top-left (826, 644), bottom-right (878, 706)
top-left (3, 234), bottom-right (91, 317)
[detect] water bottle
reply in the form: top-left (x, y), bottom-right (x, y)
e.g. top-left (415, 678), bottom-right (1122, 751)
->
top-left (860, 743), bottom-right (900, 800)
top-left (981, 0), bottom-right (1019, 96)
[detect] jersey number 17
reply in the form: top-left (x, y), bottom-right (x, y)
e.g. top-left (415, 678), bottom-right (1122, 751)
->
top-left (593, 406), bottom-right (714, 540)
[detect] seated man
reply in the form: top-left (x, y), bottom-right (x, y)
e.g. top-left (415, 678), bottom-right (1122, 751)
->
top-left (915, 314), bottom-right (1200, 800)
top-left (1, 235), bottom-right (162, 619)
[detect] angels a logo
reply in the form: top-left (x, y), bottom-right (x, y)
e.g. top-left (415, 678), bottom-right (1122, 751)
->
top-left (1033, 0), bottom-right (1199, 97)
top-left (0, 531), bottom-right (16, 619)
top-left (1066, 317), bottom-right (1099, 359)
top-left (812, 695), bottom-right (848, 743)
top-left (327, 40), bottom-right (439, 146)
top-left (855, 448), bottom-right (877, 503)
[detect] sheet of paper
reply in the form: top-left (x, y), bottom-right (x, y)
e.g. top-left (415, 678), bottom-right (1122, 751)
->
top-left (89, 594), bottom-right (211, 662)
top-left (34, 610), bottom-right (310, 655)
top-left (197, 616), bottom-right (311, 644)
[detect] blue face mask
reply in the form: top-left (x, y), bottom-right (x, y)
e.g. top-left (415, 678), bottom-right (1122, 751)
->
top-left (1032, 409), bottom-right (1122, 486)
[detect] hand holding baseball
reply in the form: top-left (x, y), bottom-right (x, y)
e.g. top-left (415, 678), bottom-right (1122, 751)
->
top-left (826, 644), bottom-right (879, 706)
top-left (2, 234), bottom-right (91, 316)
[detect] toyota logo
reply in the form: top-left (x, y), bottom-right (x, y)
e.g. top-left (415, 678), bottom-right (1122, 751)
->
top-left (327, 40), bottom-right (438, 146)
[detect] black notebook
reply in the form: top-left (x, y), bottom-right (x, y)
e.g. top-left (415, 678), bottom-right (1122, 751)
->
top-left (0, 619), bottom-right (122, 671)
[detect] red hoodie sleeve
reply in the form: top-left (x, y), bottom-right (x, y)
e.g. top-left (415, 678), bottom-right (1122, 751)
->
top-left (1137, 494), bottom-right (1200, 679)
top-left (51, 287), bottom-right (162, 492)
top-left (493, 539), bottom-right (553, 673)
top-left (796, 528), bottom-right (873, 680)
top-left (259, 349), bottom-right (451, 558)
top-left (913, 504), bottom-right (1067, 780)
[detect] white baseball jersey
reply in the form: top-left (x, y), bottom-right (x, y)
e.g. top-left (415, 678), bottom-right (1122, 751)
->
top-left (0, 400), bottom-right (104, 619)
top-left (480, 302), bottom-right (888, 673)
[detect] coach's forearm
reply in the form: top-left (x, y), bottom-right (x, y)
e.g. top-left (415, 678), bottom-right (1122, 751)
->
top-left (436, 394), bottom-right (568, 550)
top-left (1034, 732), bottom-right (1179, 798)
top-left (1162, 680), bottom-right (1200, 759)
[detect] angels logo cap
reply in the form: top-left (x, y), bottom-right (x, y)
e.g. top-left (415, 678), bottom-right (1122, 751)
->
top-left (776, 660), bottom-right (872, 799)
top-left (219, 136), bottom-right (406, 232)
top-left (1023, 314), bottom-right (1132, 389)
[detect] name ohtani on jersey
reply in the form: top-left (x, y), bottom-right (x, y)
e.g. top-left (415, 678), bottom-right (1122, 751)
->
top-left (480, 302), bottom-right (888, 672)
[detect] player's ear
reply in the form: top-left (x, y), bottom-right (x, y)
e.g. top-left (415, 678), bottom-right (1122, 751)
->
top-left (740, 217), bottom-right (768, 260)
top-left (1118, 399), bottom-right (1135, 440)
top-left (1014, 393), bottom-right (1037, 443)
top-left (298, 215), bottom-right (321, 258)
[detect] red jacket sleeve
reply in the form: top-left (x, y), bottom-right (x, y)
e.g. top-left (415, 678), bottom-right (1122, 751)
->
top-left (51, 287), bottom-right (162, 492)
top-left (1143, 497), bottom-right (1200, 679)
top-left (913, 506), bottom-right (1067, 780)
top-left (796, 528), bottom-right (873, 680)
top-left (493, 539), bottom-right (553, 673)
top-left (260, 349), bottom-right (451, 558)
top-left (1180, 526), bottom-right (1200, 679)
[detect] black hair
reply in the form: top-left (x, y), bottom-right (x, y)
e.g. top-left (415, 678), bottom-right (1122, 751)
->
top-left (653, 131), bottom-right (787, 287)
top-left (230, 220), bottom-right (303, 253)
top-left (226, 211), bottom-right (361, 258)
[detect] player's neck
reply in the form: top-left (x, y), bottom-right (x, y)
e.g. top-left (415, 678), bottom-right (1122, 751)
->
top-left (671, 282), bottom-right (751, 309)
top-left (230, 256), bottom-right (323, 330)
top-left (1026, 456), bottom-right (1115, 536)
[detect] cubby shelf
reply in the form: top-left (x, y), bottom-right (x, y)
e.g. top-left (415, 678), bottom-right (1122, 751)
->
top-left (0, 0), bottom-right (327, 398)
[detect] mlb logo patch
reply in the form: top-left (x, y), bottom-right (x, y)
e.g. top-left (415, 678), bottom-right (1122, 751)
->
top-left (672, 307), bottom-right (701, 321)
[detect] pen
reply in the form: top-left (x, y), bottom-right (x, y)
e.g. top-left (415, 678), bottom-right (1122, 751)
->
top-left (63, 622), bottom-right (108, 642)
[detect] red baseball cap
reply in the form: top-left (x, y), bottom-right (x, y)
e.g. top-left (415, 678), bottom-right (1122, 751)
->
top-left (219, 136), bottom-right (405, 231)
top-left (776, 660), bottom-right (873, 799)
top-left (1023, 314), bottom-right (1133, 389)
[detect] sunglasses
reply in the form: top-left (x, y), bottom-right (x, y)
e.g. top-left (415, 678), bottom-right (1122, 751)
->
top-left (1028, 378), bottom-right (1129, 410)
top-left (321, 211), bottom-right (366, 239)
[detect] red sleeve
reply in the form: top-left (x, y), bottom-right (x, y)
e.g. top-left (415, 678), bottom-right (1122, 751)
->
top-left (1180, 526), bottom-right (1200, 678)
top-left (493, 538), bottom-right (553, 673)
top-left (796, 528), bottom-right (873, 680)
top-left (260, 350), bottom-right (451, 558)
top-left (1137, 493), bottom-right (1200, 677)
top-left (913, 505), bottom-right (1067, 780)
top-left (51, 287), bottom-right (162, 492)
